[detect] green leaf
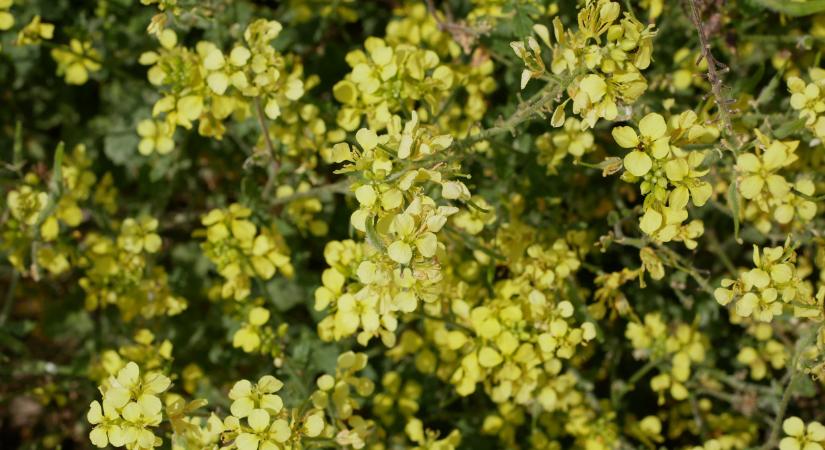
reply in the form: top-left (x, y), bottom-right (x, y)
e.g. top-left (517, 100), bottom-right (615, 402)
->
top-left (365, 216), bottom-right (386, 251)
top-left (751, 0), bottom-right (825, 16)
top-left (512, 7), bottom-right (533, 37)
top-left (104, 132), bottom-right (140, 167)
top-left (757, 69), bottom-right (785, 107)
top-left (727, 180), bottom-right (742, 243)
top-left (32, 142), bottom-right (65, 230)
top-left (790, 374), bottom-right (818, 398)
top-left (13, 121), bottom-right (23, 166)
top-left (49, 142), bottom-right (64, 193)
top-left (774, 116), bottom-right (807, 139)
top-left (265, 277), bottom-right (306, 312)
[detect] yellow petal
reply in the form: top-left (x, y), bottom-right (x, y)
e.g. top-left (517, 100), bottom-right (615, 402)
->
top-left (478, 347), bottom-right (503, 367)
top-left (387, 241), bottom-right (412, 265)
top-left (247, 408), bottom-right (270, 432)
top-left (739, 175), bottom-right (764, 199)
top-left (355, 128), bottom-right (378, 151)
top-left (639, 209), bottom-right (662, 235)
top-left (612, 126), bottom-right (639, 148)
top-left (639, 113), bottom-right (668, 140)
top-left (624, 151), bottom-right (653, 177)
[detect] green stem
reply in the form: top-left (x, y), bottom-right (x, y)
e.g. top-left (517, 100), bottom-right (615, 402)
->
top-left (761, 369), bottom-right (800, 450)
top-left (760, 328), bottom-right (815, 450)
top-left (254, 98), bottom-right (280, 196)
top-left (455, 76), bottom-right (569, 149)
top-left (612, 358), bottom-right (661, 407)
top-left (0, 271), bottom-right (19, 327)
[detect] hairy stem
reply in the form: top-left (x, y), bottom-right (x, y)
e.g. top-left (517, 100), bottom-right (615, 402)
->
top-left (685, 0), bottom-right (740, 149)
top-left (456, 77), bottom-right (567, 149)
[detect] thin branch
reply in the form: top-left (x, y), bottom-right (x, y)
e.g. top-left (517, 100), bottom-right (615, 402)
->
top-left (611, 358), bottom-right (662, 407)
top-left (685, 0), bottom-right (740, 149)
top-left (253, 98), bottom-right (278, 160)
top-left (455, 77), bottom-right (568, 149)
top-left (0, 271), bottom-right (19, 327)
top-left (424, 0), bottom-right (489, 53)
top-left (760, 329), bottom-right (816, 450)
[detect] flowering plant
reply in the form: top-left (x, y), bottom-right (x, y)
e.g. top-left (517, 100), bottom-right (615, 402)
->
top-left (2, 0), bottom-right (825, 449)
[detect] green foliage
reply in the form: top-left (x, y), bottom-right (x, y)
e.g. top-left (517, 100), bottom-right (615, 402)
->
top-left (2, 1), bottom-right (825, 450)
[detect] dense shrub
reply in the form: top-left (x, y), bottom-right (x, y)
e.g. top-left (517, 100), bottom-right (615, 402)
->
top-left (2, 0), bottom-right (825, 449)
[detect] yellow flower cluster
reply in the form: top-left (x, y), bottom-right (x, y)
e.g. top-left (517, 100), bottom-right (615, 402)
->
top-left (79, 216), bottom-right (187, 320)
top-left (614, 111), bottom-right (716, 247)
top-left (737, 323), bottom-right (788, 380)
top-left (87, 362), bottom-right (172, 449)
top-left (266, 98), bottom-right (347, 168)
top-left (232, 304), bottom-right (288, 356)
top-left (669, 48), bottom-right (708, 93)
top-left (16, 15), bottom-right (54, 46)
top-left (715, 243), bottom-right (810, 322)
top-left (2, 145), bottom-right (107, 276)
top-left (514, 0), bottom-right (656, 128)
top-left (735, 131), bottom-right (817, 234)
top-left (383, 3), bottom-right (498, 139)
top-left (333, 37), bottom-right (454, 131)
top-left (385, 3), bottom-right (461, 59)
top-left (89, 329), bottom-right (174, 392)
top-left (535, 117), bottom-right (595, 173)
top-left (222, 375), bottom-right (295, 449)
top-left (315, 113), bottom-right (469, 345)
top-left (87, 351), bottom-right (380, 450)
top-left (197, 203), bottom-right (293, 300)
top-left (788, 69), bottom-right (825, 139)
top-left (217, 351), bottom-right (373, 449)
top-left (780, 417), bottom-right (825, 450)
top-left (451, 196), bottom-right (496, 236)
top-left (626, 313), bottom-right (707, 404)
top-left (138, 19), bottom-right (306, 144)
top-left (406, 417), bottom-right (462, 450)
top-left (51, 39), bottom-right (102, 85)
top-left (384, 233), bottom-right (598, 428)
top-left (275, 182), bottom-right (330, 236)
top-left (372, 371), bottom-right (420, 426)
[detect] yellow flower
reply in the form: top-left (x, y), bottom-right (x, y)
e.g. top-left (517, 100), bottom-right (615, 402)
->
top-left (780, 416), bottom-right (825, 450)
top-left (137, 119), bottom-right (175, 155)
top-left (233, 307), bottom-right (270, 353)
top-left (0, 0), bottom-right (14, 31)
top-left (235, 409), bottom-right (291, 450)
top-left (736, 140), bottom-right (796, 200)
top-left (118, 216), bottom-right (162, 254)
top-left (16, 15), bottom-right (54, 45)
top-left (7, 185), bottom-right (48, 226)
top-left (87, 400), bottom-right (125, 448)
top-left (614, 112), bottom-right (670, 177)
top-left (51, 39), bottom-right (102, 85)
top-left (788, 75), bottom-right (825, 125)
top-left (88, 362), bottom-right (170, 449)
top-left (229, 375), bottom-right (284, 418)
